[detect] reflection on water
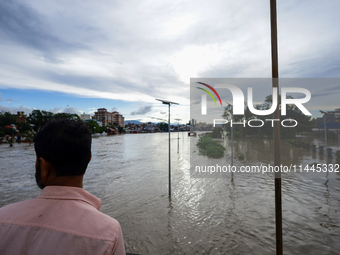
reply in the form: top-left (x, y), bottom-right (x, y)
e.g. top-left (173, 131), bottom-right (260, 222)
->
top-left (1, 133), bottom-right (340, 254)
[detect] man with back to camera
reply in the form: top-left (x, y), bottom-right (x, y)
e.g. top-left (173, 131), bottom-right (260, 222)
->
top-left (0, 119), bottom-right (125, 255)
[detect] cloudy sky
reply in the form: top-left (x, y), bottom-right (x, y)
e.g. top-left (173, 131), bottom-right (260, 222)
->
top-left (0, 0), bottom-right (339, 123)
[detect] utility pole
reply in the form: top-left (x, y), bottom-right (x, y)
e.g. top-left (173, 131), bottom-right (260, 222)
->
top-left (270, 0), bottom-right (282, 254)
top-left (156, 99), bottom-right (179, 199)
top-left (320, 111), bottom-right (328, 165)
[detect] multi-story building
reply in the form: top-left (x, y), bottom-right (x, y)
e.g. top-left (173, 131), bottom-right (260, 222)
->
top-left (93, 108), bottom-right (125, 127)
top-left (111, 111), bottom-right (125, 127)
top-left (16, 111), bottom-right (27, 122)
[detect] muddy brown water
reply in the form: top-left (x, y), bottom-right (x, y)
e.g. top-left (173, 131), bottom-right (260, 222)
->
top-left (1, 133), bottom-right (339, 254)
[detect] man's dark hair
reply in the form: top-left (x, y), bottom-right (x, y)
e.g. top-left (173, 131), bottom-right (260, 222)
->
top-left (34, 119), bottom-right (92, 176)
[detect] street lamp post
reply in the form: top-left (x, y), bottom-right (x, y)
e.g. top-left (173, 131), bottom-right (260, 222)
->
top-left (156, 99), bottom-right (179, 198)
top-left (175, 119), bottom-right (181, 138)
top-left (175, 118), bottom-right (181, 153)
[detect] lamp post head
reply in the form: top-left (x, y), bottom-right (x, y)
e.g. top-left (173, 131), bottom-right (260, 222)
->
top-left (156, 99), bottom-right (179, 105)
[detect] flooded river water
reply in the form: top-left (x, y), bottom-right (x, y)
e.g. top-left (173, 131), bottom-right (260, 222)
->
top-left (1, 132), bottom-right (340, 254)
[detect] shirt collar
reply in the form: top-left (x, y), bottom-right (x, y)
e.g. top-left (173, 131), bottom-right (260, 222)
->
top-left (38, 186), bottom-right (102, 210)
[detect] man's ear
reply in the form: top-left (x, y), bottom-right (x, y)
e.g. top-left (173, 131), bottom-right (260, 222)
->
top-left (39, 157), bottom-right (53, 184)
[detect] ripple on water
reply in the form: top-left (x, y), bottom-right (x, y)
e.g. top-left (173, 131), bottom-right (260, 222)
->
top-left (1, 135), bottom-right (340, 254)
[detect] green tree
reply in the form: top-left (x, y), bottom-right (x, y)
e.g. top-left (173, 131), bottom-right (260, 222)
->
top-left (118, 126), bottom-right (126, 134)
top-left (99, 126), bottom-right (107, 134)
top-left (28, 110), bottom-right (54, 131)
top-left (0, 112), bottom-right (17, 127)
top-left (17, 122), bottom-right (32, 133)
top-left (107, 122), bottom-right (117, 129)
top-left (211, 127), bottom-right (223, 138)
top-left (159, 122), bottom-right (168, 131)
top-left (85, 120), bottom-right (100, 134)
top-left (23, 130), bottom-right (35, 145)
top-left (27, 110), bottom-right (43, 130)
top-left (264, 94), bottom-right (313, 136)
top-left (41, 110), bottom-right (54, 124)
top-left (0, 131), bottom-right (5, 142)
top-left (54, 113), bottom-right (80, 121)
top-left (1, 127), bottom-right (14, 136)
top-left (222, 102), bottom-right (253, 138)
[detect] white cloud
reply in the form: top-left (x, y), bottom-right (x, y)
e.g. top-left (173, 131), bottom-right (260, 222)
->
top-left (63, 107), bottom-right (81, 114)
top-left (0, 104), bottom-right (32, 115)
top-left (49, 107), bottom-right (62, 114)
top-left (130, 106), bottom-right (152, 116)
top-left (0, 0), bottom-right (339, 123)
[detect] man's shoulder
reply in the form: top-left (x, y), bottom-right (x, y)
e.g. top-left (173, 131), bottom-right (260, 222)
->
top-left (0, 199), bottom-right (36, 217)
top-left (90, 209), bottom-right (122, 233)
top-left (0, 197), bottom-right (53, 224)
top-left (0, 195), bottom-right (121, 240)
top-left (0, 199), bottom-right (125, 255)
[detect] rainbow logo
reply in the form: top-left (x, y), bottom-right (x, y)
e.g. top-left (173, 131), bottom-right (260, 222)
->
top-left (196, 82), bottom-right (222, 106)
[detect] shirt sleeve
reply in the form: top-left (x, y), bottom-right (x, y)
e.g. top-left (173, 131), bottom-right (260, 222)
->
top-left (112, 223), bottom-right (125, 255)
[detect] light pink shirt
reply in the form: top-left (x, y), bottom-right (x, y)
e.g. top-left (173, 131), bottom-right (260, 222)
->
top-left (0, 186), bottom-right (125, 255)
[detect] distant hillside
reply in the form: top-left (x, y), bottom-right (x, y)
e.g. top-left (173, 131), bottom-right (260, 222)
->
top-left (124, 120), bottom-right (142, 125)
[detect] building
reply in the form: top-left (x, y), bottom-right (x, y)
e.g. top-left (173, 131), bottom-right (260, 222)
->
top-left (16, 111), bottom-right (27, 123)
top-left (316, 108), bottom-right (340, 131)
top-left (93, 108), bottom-right (125, 127)
top-left (80, 113), bottom-right (91, 121)
top-left (111, 111), bottom-right (125, 127)
top-left (317, 108), bottom-right (340, 126)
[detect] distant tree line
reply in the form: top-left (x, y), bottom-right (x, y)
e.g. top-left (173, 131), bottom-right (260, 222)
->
top-left (0, 110), bottom-right (108, 139)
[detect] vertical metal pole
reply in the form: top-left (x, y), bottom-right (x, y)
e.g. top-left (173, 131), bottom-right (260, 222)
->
top-left (177, 121), bottom-right (180, 153)
top-left (270, 0), bottom-right (282, 254)
top-left (231, 113), bottom-right (234, 182)
top-left (178, 122), bottom-right (180, 139)
top-left (324, 116), bottom-right (328, 165)
top-left (168, 104), bottom-right (171, 198)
